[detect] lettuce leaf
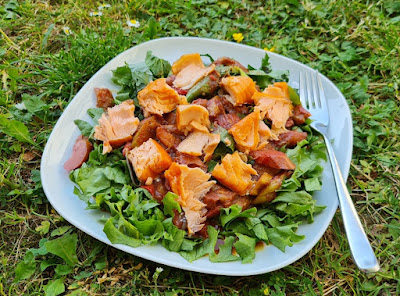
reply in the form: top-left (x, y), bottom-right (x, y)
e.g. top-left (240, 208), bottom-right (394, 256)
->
top-left (179, 226), bottom-right (218, 262)
top-left (103, 214), bottom-right (141, 248)
top-left (210, 236), bottom-right (240, 263)
top-left (220, 205), bottom-right (257, 228)
top-left (162, 192), bottom-right (182, 217)
top-left (233, 233), bottom-right (256, 263)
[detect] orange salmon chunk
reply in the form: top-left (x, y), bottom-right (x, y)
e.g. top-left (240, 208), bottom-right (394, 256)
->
top-left (94, 100), bottom-right (140, 154)
top-left (211, 151), bottom-right (257, 195)
top-left (229, 109), bottom-right (261, 153)
top-left (220, 76), bottom-right (257, 106)
top-left (176, 105), bottom-right (211, 135)
top-left (137, 78), bottom-right (181, 116)
top-left (128, 138), bottom-right (172, 184)
top-left (164, 162), bottom-right (216, 234)
top-left (172, 53), bottom-right (216, 90)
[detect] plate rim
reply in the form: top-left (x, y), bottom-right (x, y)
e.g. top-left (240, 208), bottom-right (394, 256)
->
top-left (41, 36), bottom-right (353, 276)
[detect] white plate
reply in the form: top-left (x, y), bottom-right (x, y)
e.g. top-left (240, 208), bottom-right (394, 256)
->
top-left (41, 37), bottom-right (353, 276)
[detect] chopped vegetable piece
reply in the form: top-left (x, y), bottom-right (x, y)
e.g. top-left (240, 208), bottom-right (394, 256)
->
top-left (95, 88), bottom-right (115, 109)
top-left (250, 149), bottom-right (296, 170)
top-left (215, 113), bottom-right (241, 130)
top-left (156, 125), bottom-right (180, 149)
top-left (131, 116), bottom-right (160, 148)
top-left (292, 104), bottom-right (311, 125)
top-left (288, 85), bottom-right (301, 105)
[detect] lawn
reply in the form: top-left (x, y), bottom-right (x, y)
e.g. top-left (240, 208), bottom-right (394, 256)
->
top-left (1, 0), bottom-right (399, 295)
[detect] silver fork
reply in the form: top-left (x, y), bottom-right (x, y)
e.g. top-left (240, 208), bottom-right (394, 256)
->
top-left (299, 71), bottom-right (379, 273)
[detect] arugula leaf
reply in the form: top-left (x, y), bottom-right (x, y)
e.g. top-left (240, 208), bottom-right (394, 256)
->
top-left (87, 108), bottom-right (103, 126)
top-left (273, 191), bottom-right (314, 205)
top-left (267, 69), bottom-right (289, 82)
top-left (304, 177), bottom-right (322, 191)
top-left (131, 219), bottom-right (164, 244)
top-left (266, 224), bottom-right (305, 252)
top-left (245, 218), bottom-right (269, 242)
top-left (162, 192), bottom-right (182, 217)
top-left (111, 64), bottom-right (132, 87)
top-left (70, 163), bottom-right (129, 197)
top-left (260, 52), bottom-right (271, 72)
top-left (210, 236), bottom-right (240, 263)
top-left (74, 119), bottom-right (93, 138)
top-left (233, 233), bottom-right (256, 263)
top-left (145, 51), bottom-right (171, 78)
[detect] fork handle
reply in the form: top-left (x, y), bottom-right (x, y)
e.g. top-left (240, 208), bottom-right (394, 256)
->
top-left (322, 135), bottom-right (380, 272)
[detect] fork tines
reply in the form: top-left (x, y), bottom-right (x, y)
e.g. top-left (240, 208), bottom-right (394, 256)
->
top-left (299, 71), bottom-right (327, 110)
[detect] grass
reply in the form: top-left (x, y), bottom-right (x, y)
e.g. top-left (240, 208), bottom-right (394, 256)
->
top-left (1, 0), bottom-right (399, 295)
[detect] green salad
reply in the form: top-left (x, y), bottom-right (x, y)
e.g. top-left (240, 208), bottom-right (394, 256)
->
top-left (66, 51), bottom-right (326, 263)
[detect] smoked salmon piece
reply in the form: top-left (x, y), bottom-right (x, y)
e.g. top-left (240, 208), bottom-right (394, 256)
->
top-left (211, 151), bottom-right (257, 195)
top-left (176, 131), bottom-right (220, 162)
top-left (137, 78), bottom-right (182, 116)
top-left (258, 120), bottom-right (277, 149)
top-left (164, 162), bottom-right (216, 234)
top-left (228, 108), bottom-right (276, 153)
top-left (220, 76), bottom-right (257, 106)
top-left (228, 109), bottom-right (261, 153)
top-left (172, 53), bottom-right (204, 75)
top-left (172, 53), bottom-right (216, 90)
top-left (94, 100), bottom-right (140, 154)
top-left (252, 92), bottom-right (293, 133)
top-left (176, 105), bottom-right (211, 135)
top-left (127, 138), bottom-right (172, 184)
top-left (263, 82), bottom-right (290, 100)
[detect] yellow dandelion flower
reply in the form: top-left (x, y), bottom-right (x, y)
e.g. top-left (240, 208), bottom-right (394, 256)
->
top-left (233, 33), bottom-right (244, 43)
top-left (264, 46), bottom-right (275, 52)
top-left (263, 287), bottom-right (269, 295)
